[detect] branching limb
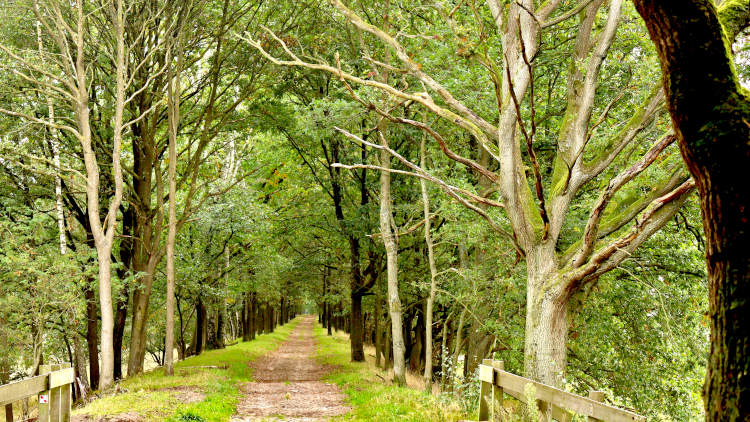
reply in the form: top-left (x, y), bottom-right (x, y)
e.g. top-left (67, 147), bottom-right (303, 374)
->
top-left (541, 0), bottom-right (600, 28)
top-left (505, 21), bottom-right (549, 238)
top-left (580, 86), bottom-right (665, 185)
top-left (238, 28), bottom-right (501, 162)
top-left (332, 127), bottom-right (503, 209)
top-left (0, 107), bottom-right (81, 138)
top-left (332, 69), bottom-right (500, 185)
top-left (572, 134), bottom-right (675, 267)
top-left (329, 0), bottom-right (498, 137)
top-left (564, 178), bottom-right (695, 292)
top-left (331, 127), bottom-right (523, 254)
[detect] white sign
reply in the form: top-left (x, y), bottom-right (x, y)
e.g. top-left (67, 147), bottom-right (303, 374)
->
top-left (39, 394), bottom-right (49, 404)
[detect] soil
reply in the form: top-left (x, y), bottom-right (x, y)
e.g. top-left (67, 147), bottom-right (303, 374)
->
top-left (231, 315), bottom-right (350, 421)
top-left (157, 386), bottom-right (206, 404)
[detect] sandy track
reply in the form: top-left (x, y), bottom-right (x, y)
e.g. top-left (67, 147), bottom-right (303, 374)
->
top-left (231, 316), bottom-right (350, 421)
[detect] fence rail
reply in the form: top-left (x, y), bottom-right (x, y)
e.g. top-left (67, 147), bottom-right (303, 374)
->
top-left (1, 364), bottom-right (73, 422)
top-left (477, 359), bottom-right (645, 422)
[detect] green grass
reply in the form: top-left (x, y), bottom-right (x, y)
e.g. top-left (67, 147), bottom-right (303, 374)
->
top-left (74, 318), bottom-right (300, 422)
top-left (314, 325), bottom-right (471, 422)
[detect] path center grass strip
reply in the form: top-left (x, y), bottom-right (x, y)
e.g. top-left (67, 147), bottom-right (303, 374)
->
top-left (73, 318), bottom-right (301, 422)
top-left (313, 324), bottom-right (471, 422)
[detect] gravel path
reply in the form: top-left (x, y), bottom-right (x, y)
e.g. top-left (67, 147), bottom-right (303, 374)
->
top-left (231, 315), bottom-right (350, 421)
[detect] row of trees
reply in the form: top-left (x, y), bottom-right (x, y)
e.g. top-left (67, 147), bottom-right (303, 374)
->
top-left (0, 0), bottom-right (747, 420)
top-left (242, 0), bottom-right (746, 419)
top-left (0, 0), bottom-right (308, 396)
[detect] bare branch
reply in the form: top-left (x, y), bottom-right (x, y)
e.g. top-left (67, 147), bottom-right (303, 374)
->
top-left (238, 27), bottom-right (502, 162)
top-left (0, 107), bottom-right (81, 138)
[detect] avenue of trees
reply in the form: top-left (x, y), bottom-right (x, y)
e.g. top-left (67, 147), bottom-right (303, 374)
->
top-left (0, 0), bottom-right (747, 420)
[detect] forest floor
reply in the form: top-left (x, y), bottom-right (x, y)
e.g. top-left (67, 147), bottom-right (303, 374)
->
top-left (231, 315), bottom-right (350, 421)
top-left (313, 326), bottom-right (470, 421)
top-left (72, 320), bottom-right (301, 422)
top-left (70, 316), bottom-right (471, 422)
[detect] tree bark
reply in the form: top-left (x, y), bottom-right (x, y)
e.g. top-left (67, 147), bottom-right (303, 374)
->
top-left (420, 136), bottom-right (438, 393)
top-left (378, 131), bottom-right (406, 386)
top-left (112, 295), bottom-right (127, 381)
top-left (374, 286), bottom-right (383, 367)
top-left (523, 243), bottom-right (568, 386)
top-left (250, 294), bottom-right (256, 339)
top-left (72, 333), bottom-right (90, 401)
top-left (164, 28), bottom-right (182, 375)
top-left (350, 292), bottom-right (365, 361)
top-left (85, 285), bottom-right (100, 390)
top-left (451, 306), bottom-right (466, 389)
top-left (439, 312), bottom-right (451, 391)
top-left (632, 1), bottom-right (750, 419)
top-left (194, 299), bottom-right (206, 355)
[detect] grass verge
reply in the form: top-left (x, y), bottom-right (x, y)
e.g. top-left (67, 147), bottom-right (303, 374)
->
top-left (314, 325), bottom-right (471, 422)
top-left (74, 317), bottom-right (300, 422)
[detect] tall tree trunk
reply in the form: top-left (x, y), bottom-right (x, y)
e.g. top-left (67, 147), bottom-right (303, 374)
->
top-left (85, 285), bottom-right (100, 390)
top-left (194, 299), bottom-right (206, 355)
top-left (384, 322), bottom-right (392, 369)
top-left (439, 312), bottom-right (451, 391)
top-left (242, 293), bottom-right (252, 341)
top-left (350, 292), bottom-right (365, 361)
top-left (451, 306), bottom-right (466, 390)
top-left (378, 131), bottom-right (406, 386)
top-left (374, 286), bottom-right (382, 367)
top-left (216, 308), bottom-right (226, 348)
top-left (112, 295), bottom-right (127, 381)
top-left (409, 305), bottom-right (424, 373)
top-left (420, 136), bottom-right (438, 393)
top-left (164, 30), bottom-right (182, 375)
top-left (250, 293), bottom-right (256, 340)
top-left (632, 2), bottom-right (750, 419)
top-left (128, 271), bottom-right (155, 375)
top-left (73, 333), bottom-right (90, 401)
top-left (326, 296), bottom-right (332, 336)
top-left (523, 244), bottom-right (569, 386)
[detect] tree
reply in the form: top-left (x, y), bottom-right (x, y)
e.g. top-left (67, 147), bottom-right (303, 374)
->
top-left (246, 0), bottom-right (693, 385)
top-left (164, 17), bottom-right (184, 376)
top-left (632, 0), bottom-right (750, 419)
top-left (0, 0), bottom-right (132, 390)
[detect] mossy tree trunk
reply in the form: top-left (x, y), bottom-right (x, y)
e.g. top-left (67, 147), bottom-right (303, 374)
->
top-left (632, 1), bottom-right (750, 419)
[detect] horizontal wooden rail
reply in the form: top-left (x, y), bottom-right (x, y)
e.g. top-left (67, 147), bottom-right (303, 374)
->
top-left (477, 359), bottom-right (645, 422)
top-left (1, 364), bottom-right (73, 422)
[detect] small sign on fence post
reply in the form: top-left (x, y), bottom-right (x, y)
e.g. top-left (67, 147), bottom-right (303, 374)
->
top-left (39, 394), bottom-right (49, 404)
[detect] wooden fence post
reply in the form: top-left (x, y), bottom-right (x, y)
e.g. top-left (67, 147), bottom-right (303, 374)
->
top-left (478, 359), bottom-right (492, 421)
top-left (491, 360), bottom-right (504, 421)
top-left (38, 364), bottom-right (52, 422)
top-left (1, 364), bottom-right (75, 422)
top-left (49, 364), bottom-right (62, 422)
top-left (59, 364), bottom-right (71, 422)
top-left (588, 390), bottom-right (605, 422)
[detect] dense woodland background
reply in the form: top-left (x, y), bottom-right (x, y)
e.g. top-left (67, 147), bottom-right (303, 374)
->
top-left (0, 0), bottom-right (747, 420)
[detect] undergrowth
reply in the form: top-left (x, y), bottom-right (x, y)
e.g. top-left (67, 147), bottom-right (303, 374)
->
top-left (314, 325), bottom-right (472, 422)
top-left (73, 318), bottom-right (300, 422)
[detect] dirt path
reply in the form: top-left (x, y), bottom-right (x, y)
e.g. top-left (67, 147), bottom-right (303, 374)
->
top-left (231, 315), bottom-right (350, 421)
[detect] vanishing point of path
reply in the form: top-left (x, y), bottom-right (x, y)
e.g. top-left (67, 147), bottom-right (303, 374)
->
top-left (232, 315), bottom-right (350, 421)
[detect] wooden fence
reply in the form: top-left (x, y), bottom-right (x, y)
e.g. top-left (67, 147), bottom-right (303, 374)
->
top-left (1, 364), bottom-right (74, 422)
top-left (477, 360), bottom-right (645, 422)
